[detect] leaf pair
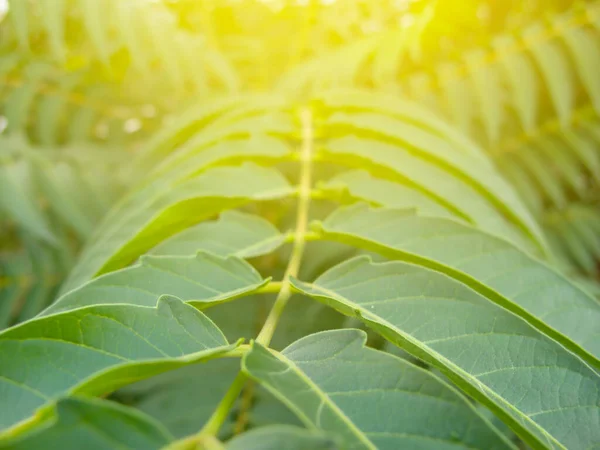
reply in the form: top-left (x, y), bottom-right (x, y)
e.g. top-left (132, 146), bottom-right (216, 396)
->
top-left (289, 204), bottom-right (600, 449)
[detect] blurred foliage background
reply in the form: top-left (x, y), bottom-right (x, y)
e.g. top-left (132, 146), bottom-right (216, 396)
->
top-left (1, 0), bottom-right (599, 329)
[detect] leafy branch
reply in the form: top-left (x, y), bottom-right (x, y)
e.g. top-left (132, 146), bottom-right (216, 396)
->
top-left (1, 2), bottom-right (600, 449)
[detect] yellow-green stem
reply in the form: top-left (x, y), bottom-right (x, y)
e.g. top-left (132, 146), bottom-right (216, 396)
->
top-left (256, 281), bottom-right (284, 294)
top-left (200, 372), bottom-right (247, 436)
top-left (256, 107), bottom-right (313, 346)
top-left (181, 107), bottom-right (314, 443)
top-left (165, 432), bottom-right (225, 450)
top-left (220, 344), bottom-right (251, 358)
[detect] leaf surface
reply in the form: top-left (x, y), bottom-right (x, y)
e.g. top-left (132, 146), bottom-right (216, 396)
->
top-left (315, 204), bottom-right (600, 368)
top-left (149, 210), bottom-right (284, 258)
top-left (0, 397), bottom-right (172, 450)
top-left (321, 126), bottom-right (545, 252)
top-left (120, 358), bottom-right (300, 439)
top-left (62, 163), bottom-right (293, 292)
top-left (0, 161), bottom-right (55, 245)
top-left (43, 252), bottom-right (268, 316)
top-left (244, 329), bottom-right (514, 450)
top-left (493, 36), bottom-right (538, 131)
top-left (524, 25), bottom-right (574, 125)
top-left (226, 425), bottom-right (337, 450)
top-left (291, 260), bottom-right (600, 450)
top-left (0, 296), bottom-right (232, 431)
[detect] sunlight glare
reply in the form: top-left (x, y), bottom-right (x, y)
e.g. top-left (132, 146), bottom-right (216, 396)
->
top-left (0, 0), bottom-right (8, 22)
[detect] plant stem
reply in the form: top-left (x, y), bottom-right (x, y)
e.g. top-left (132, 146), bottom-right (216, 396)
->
top-left (256, 107), bottom-right (313, 346)
top-left (200, 372), bottom-right (247, 436)
top-left (182, 108), bottom-right (314, 443)
top-left (256, 281), bottom-right (283, 294)
top-left (233, 379), bottom-right (255, 434)
top-left (219, 344), bottom-right (251, 358)
top-left (165, 432), bottom-right (225, 450)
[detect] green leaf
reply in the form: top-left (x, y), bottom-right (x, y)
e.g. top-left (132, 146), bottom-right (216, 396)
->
top-left (42, 252), bottom-right (268, 316)
top-left (325, 109), bottom-right (538, 217)
top-left (226, 426), bottom-right (337, 450)
top-left (34, 77), bottom-right (77, 146)
top-left (0, 397), bottom-right (173, 450)
top-left (144, 13), bottom-right (184, 91)
top-left (138, 95), bottom-right (242, 168)
top-left (545, 204), bottom-right (600, 276)
top-left (244, 329), bottom-right (514, 450)
top-left (560, 26), bottom-right (600, 114)
top-left (561, 128), bottom-right (600, 185)
top-left (0, 296), bottom-right (232, 432)
top-left (0, 161), bottom-right (56, 245)
top-left (121, 358), bottom-right (301, 439)
top-left (9, 240), bottom-right (65, 324)
top-left (321, 169), bottom-right (536, 253)
top-left (512, 148), bottom-right (567, 210)
top-left (327, 39), bottom-right (380, 87)
top-left (149, 210), bottom-right (284, 258)
top-left (113, 1), bottom-right (150, 74)
top-left (466, 50), bottom-right (504, 144)
top-left (62, 163), bottom-right (293, 293)
top-left (314, 204), bottom-right (600, 369)
top-left (201, 48), bottom-right (241, 92)
top-left (8, 0), bottom-right (30, 51)
top-left (39, 0), bottom-right (66, 63)
top-left (137, 95), bottom-right (286, 169)
top-left (556, 219), bottom-right (597, 274)
top-left (111, 135), bottom-right (290, 236)
top-left (438, 64), bottom-right (475, 137)
top-left (291, 260), bottom-right (600, 450)
top-left (492, 156), bottom-right (544, 216)
top-left (492, 35), bottom-right (539, 132)
top-left (321, 170), bottom-right (455, 219)
top-left (33, 159), bottom-right (95, 240)
top-left (4, 79), bottom-right (40, 133)
top-left (122, 295), bottom-right (342, 439)
top-left (371, 31), bottom-right (407, 88)
top-left (535, 136), bottom-right (586, 197)
top-left (0, 252), bottom-right (31, 330)
top-left (524, 24), bottom-right (575, 126)
top-left (319, 89), bottom-right (487, 161)
top-left (148, 134), bottom-right (290, 191)
top-left (321, 128), bottom-right (545, 252)
top-left (206, 293), bottom-right (346, 352)
top-left (118, 361), bottom-right (241, 439)
top-left (79, 0), bottom-right (110, 64)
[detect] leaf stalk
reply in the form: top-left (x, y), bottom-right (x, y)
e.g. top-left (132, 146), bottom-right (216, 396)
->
top-left (256, 107), bottom-right (314, 346)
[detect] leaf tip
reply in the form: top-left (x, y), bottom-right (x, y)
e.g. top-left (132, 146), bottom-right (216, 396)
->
top-left (156, 294), bottom-right (187, 318)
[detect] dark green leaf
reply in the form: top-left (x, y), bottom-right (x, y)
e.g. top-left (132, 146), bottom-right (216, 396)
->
top-left (0, 397), bottom-right (172, 450)
top-left (0, 296), bottom-right (232, 431)
top-left (292, 259), bottom-right (600, 449)
top-left (244, 329), bottom-right (514, 450)
top-left (314, 204), bottom-right (600, 368)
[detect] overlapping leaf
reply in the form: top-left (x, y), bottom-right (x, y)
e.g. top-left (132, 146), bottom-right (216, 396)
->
top-left (120, 358), bottom-right (301, 440)
top-left (42, 252), bottom-right (269, 316)
top-left (320, 111), bottom-right (545, 252)
top-left (149, 210), bottom-right (285, 259)
top-left (244, 329), bottom-right (514, 449)
top-left (0, 296), bottom-right (232, 432)
top-left (62, 163), bottom-right (294, 292)
top-left (313, 204), bottom-right (600, 368)
top-left (291, 261), bottom-right (600, 449)
top-left (0, 397), bottom-right (173, 450)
